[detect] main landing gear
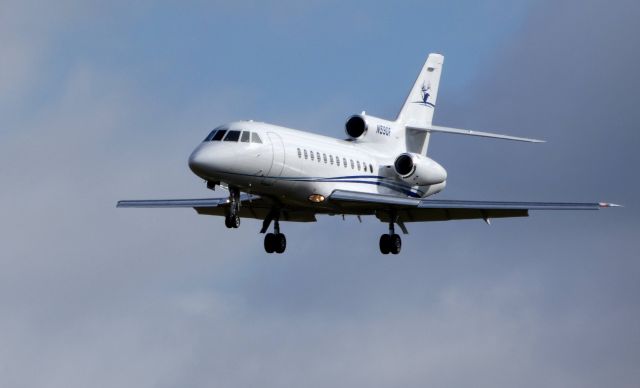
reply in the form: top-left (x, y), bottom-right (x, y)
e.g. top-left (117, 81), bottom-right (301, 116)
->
top-left (261, 209), bottom-right (286, 254)
top-left (264, 219), bottom-right (286, 254)
top-left (224, 187), bottom-right (241, 229)
top-left (379, 219), bottom-right (402, 255)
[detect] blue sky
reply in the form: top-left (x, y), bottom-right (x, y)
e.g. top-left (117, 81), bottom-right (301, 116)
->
top-left (0, 1), bottom-right (638, 387)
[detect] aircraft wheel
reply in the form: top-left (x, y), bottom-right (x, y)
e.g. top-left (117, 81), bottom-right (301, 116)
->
top-left (225, 214), bottom-right (240, 228)
top-left (390, 234), bottom-right (401, 255)
top-left (264, 233), bottom-right (276, 253)
top-left (274, 234), bottom-right (287, 254)
top-left (379, 234), bottom-right (391, 254)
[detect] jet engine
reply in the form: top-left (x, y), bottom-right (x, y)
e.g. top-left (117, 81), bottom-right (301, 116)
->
top-left (345, 114), bottom-right (396, 140)
top-left (345, 115), bottom-right (368, 139)
top-left (394, 153), bottom-right (447, 186)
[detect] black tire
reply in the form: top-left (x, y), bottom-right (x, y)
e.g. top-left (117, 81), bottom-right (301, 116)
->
top-left (275, 234), bottom-right (286, 254)
top-left (224, 216), bottom-right (232, 228)
top-left (264, 233), bottom-right (276, 253)
top-left (379, 234), bottom-right (391, 254)
top-left (231, 215), bottom-right (240, 228)
top-left (390, 234), bottom-right (402, 255)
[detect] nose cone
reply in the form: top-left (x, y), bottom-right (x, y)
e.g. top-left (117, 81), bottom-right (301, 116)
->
top-left (188, 146), bottom-right (210, 177)
top-left (188, 143), bottom-right (248, 179)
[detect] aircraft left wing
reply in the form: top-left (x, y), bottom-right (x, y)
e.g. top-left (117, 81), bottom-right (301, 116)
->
top-left (117, 194), bottom-right (318, 223)
top-left (117, 197), bottom-right (235, 208)
top-left (329, 190), bottom-right (619, 224)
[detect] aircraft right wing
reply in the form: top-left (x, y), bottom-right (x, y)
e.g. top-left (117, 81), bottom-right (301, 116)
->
top-left (329, 190), bottom-right (619, 223)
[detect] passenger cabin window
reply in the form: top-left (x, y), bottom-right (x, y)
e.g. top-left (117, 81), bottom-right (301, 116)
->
top-left (223, 130), bottom-right (241, 142)
top-left (251, 133), bottom-right (262, 143)
top-left (343, 158), bottom-right (347, 168)
top-left (357, 161), bottom-right (361, 171)
top-left (316, 152), bottom-right (320, 162)
top-left (304, 149), bottom-right (308, 159)
top-left (297, 148), bottom-right (302, 158)
top-left (336, 157), bottom-right (340, 166)
top-left (310, 151), bottom-right (314, 161)
top-left (212, 130), bottom-right (227, 141)
top-left (369, 164), bottom-right (373, 173)
top-left (350, 159), bottom-right (355, 169)
top-left (241, 131), bottom-right (251, 142)
top-left (329, 155), bottom-right (334, 165)
top-left (323, 153), bottom-right (327, 163)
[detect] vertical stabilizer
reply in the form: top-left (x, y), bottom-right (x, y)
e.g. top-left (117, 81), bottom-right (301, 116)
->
top-left (397, 54), bottom-right (444, 154)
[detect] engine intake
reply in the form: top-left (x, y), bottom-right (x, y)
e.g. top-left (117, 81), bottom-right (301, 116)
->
top-left (345, 115), bottom-right (367, 139)
top-left (393, 153), bottom-right (447, 186)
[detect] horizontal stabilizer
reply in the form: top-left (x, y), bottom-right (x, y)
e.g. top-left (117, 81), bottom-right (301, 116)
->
top-left (406, 125), bottom-right (545, 143)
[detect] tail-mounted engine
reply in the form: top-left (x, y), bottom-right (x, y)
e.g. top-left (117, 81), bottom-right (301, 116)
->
top-left (345, 115), bottom-right (368, 139)
top-left (345, 114), bottom-right (397, 142)
top-left (394, 152), bottom-right (447, 186)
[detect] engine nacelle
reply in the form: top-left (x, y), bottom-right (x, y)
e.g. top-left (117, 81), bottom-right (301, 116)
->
top-left (394, 153), bottom-right (447, 186)
top-left (345, 114), bottom-right (395, 140)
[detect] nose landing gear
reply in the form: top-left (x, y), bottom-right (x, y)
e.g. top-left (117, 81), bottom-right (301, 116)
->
top-left (224, 187), bottom-right (241, 229)
top-left (224, 214), bottom-right (240, 228)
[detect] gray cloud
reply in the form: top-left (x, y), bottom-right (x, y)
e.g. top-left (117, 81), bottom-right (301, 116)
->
top-left (0, 1), bottom-right (638, 388)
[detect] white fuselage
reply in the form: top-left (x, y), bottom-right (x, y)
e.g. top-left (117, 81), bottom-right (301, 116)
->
top-left (188, 121), bottom-right (446, 210)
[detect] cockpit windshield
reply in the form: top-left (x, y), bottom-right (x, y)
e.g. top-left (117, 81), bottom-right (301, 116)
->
top-left (203, 127), bottom-right (264, 144)
top-left (203, 126), bottom-right (227, 142)
top-left (223, 130), bottom-right (241, 141)
top-left (211, 129), bottom-right (227, 141)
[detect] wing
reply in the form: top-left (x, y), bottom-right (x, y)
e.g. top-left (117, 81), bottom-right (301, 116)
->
top-left (117, 197), bottom-right (234, 208)
top-left (117, 194), bottom-right (317, 222)
top-left (329, 190), bottom-right (619, 223)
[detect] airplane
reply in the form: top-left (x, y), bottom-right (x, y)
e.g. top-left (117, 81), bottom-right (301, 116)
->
top-left (117, 53), bottom-right (618, 254)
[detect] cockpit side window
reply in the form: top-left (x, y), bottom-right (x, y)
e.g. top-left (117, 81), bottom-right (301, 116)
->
top-left (240, 131), bottom-right (251, 142)
top-left (223, 130), bottom-right (241, 142)
top-left (204, 130), bottom-right (217, 142)
top-left (212, 129), bottom-right (227, 141)
top-left (251, 132), bottom-right (263, 143)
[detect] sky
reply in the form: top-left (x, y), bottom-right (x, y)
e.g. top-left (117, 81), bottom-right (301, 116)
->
top-left (1, 0), bottom-right (639, 387)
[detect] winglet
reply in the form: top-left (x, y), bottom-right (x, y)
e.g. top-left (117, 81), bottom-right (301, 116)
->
top-left (598, 202), bottom-right (622, 208)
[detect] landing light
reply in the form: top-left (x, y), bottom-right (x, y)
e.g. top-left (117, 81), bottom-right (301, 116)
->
top-left (308, 194), bottom-right (325, 203)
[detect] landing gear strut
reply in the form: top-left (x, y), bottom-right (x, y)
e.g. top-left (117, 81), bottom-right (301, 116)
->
top-left (379, 219), bottom-right (401, 255)
top-left (224, 187), bottom-right (241, 229)
top-left (264, 219), bottom-right (286, 254)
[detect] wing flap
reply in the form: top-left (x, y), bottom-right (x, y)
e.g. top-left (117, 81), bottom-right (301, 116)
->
top-left (330, 190), bottom-right (420, 207)
top-left (378, 208), bottom-right (528, 223)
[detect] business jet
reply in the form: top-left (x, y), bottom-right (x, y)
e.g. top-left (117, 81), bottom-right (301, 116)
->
top-left (118, 53), bottom-right (618, 254)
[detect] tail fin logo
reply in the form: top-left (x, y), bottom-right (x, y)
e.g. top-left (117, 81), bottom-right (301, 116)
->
top-left (415, 82), bottom-right (435, 108)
